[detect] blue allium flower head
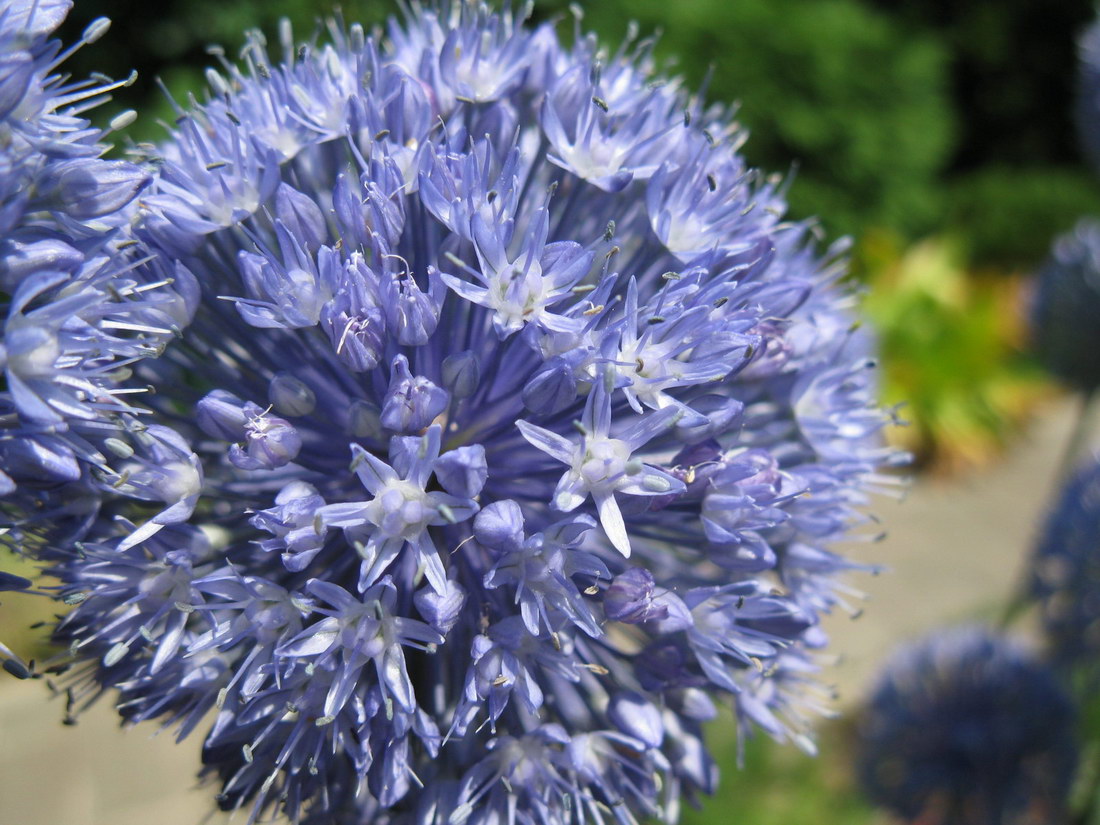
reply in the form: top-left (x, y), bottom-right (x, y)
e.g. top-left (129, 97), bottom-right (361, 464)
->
top-left (857, 627), bottom-right (1077, 825)
top-left (3, 3), bottom-right (902, 823)
top-left (1031, 219), bottom-right (1100, 391)
top-left (1030, 454), bottom-right (1100, 672)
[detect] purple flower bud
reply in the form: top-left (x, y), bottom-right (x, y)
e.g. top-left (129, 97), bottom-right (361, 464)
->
top-left (414, 579), bottom-right (467, 634)
top-left (0, 433), bottom-right (80, 483)
top-left (198, 392), bottom-right (301, 469)
top-left (238, 250), bottom-right (330, 329)
top-left (602, 567), bottom-right (694, 632)
top-left (51, 159), bottom-right (150, 220)
top-left (609, 691), bottom-right (664, 748)
top-left (636, 640), bottom-right (701, 692)
top-left (196, 389), bottom-right (249, 441)
top-left (676, 688), bottom-right (718, 721)
top-left (5, 321), bottom-right (60, 380)
top-left (322, 297), bottom-right (387, 372)
top-left (604, 568), bottom-right (663, 624)
top-left (522, 358), bottom-right (578, 414)
top-left (473, 500), bottom-right (525, 551)
top-left (433, 444), bottom-right (488, 498)
top-left (381, 354), bottom-right (449, 433)
top-left (228, 404), bottom-right (302, 471)
top-left (0, 236), bottom-right (83, 290)
top-left (268, 373), bottom-right (316, 417)
top-left (347, 399), bottom-right (384, 439)
top-left (0, 50), bottom-right (33, 121)
top-left (275, 183), bottom-right (327, 252)
top-left (252, 480), bottom-right (328, 570)
top-left (374, 737), bottom-right (413, 806)
top-left (331, 170), bottom-right (369, 247)
top-left (441, 350), bottom-right (480, 400)
top-left (382, 269), bottom-right (444, 346)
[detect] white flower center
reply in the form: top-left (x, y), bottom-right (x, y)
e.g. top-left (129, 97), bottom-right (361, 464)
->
top-left (577, 437), bottom-right (632, 490)
top-left (368, 479), bottom-right (432, 539)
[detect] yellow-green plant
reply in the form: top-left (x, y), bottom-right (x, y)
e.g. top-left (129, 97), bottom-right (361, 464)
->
top-left (860, 234), bottom-right (1046, 471)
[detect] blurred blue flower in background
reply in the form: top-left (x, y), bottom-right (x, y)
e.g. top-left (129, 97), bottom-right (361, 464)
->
top-left (1031, 219), bottom-right (1100, 393)
top-left (1, 1), bottom-right (901, 822)
top-left (857, 626), bottom-right (1077, 825)
top-left (1077, 17), bottom-right (1100, 178)
top-left (1030, 455), bottom-right (1100, 673)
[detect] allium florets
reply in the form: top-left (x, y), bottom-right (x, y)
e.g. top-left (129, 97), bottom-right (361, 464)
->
top-left (1, 2), bottom-right (900, 823)
top-left (1030, 455), bottom-right (1100, 673)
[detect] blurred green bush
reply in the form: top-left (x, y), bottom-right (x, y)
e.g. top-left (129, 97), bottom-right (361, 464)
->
top-left (947, 166), bottom-right (1100, 267)
top-left (865, 0), bottom-right (1094, 173)
top-left (859, 235), bottom-right (1048, 471)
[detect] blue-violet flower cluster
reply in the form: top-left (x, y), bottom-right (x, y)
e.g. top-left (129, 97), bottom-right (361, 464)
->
top-left (0, 3), bottom-right (900, 823)
top-left (1031, 219), bottom-right (1100, 392)
top-left (1030, 454), bottom-right (1100, 674)
top-left (857, 627), bottom-right (1077, 825)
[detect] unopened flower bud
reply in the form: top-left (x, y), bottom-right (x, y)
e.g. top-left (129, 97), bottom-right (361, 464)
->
top-left (608, 691), bottom-right (664, 748)
top-left (381, 354), bottom-right (449, 433)
top-left (276, 183), bottom-right (327, 251)
top-left (52, 159), bottom-right (150, 219)
top-left (196, 390), bottom-right (249, 441)
top-left (473, 500), bottom-right (525, 551)
top-left (229, 405), bottom-right (302, 471)
top-left (414, 580), bottom-right (467, 634)
top-left (269, 373), bottom-right (316, 417)
top-left (441, 350), bottom-right (480, 400)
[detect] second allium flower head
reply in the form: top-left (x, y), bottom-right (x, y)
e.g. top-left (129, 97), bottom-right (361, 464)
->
top-left (857, 627), bottom-right (1077, 825)
top-left (1031, 454), bottom-right (1100, 674)
top-left (1, 2), bottom-right (900, 823)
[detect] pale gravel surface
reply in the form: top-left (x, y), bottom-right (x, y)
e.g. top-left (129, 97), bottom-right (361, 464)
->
top-left (822, 396), bottom-right (1081, 703)
top-left (0, 398), bottom-right (1085, 825)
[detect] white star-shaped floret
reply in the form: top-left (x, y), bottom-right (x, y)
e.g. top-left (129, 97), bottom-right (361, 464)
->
top-left (516, 377), bottom-right (685, 556)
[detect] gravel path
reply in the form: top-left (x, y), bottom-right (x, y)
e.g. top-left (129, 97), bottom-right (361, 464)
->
top-left (823, 397), bottom-right (1079, 703)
